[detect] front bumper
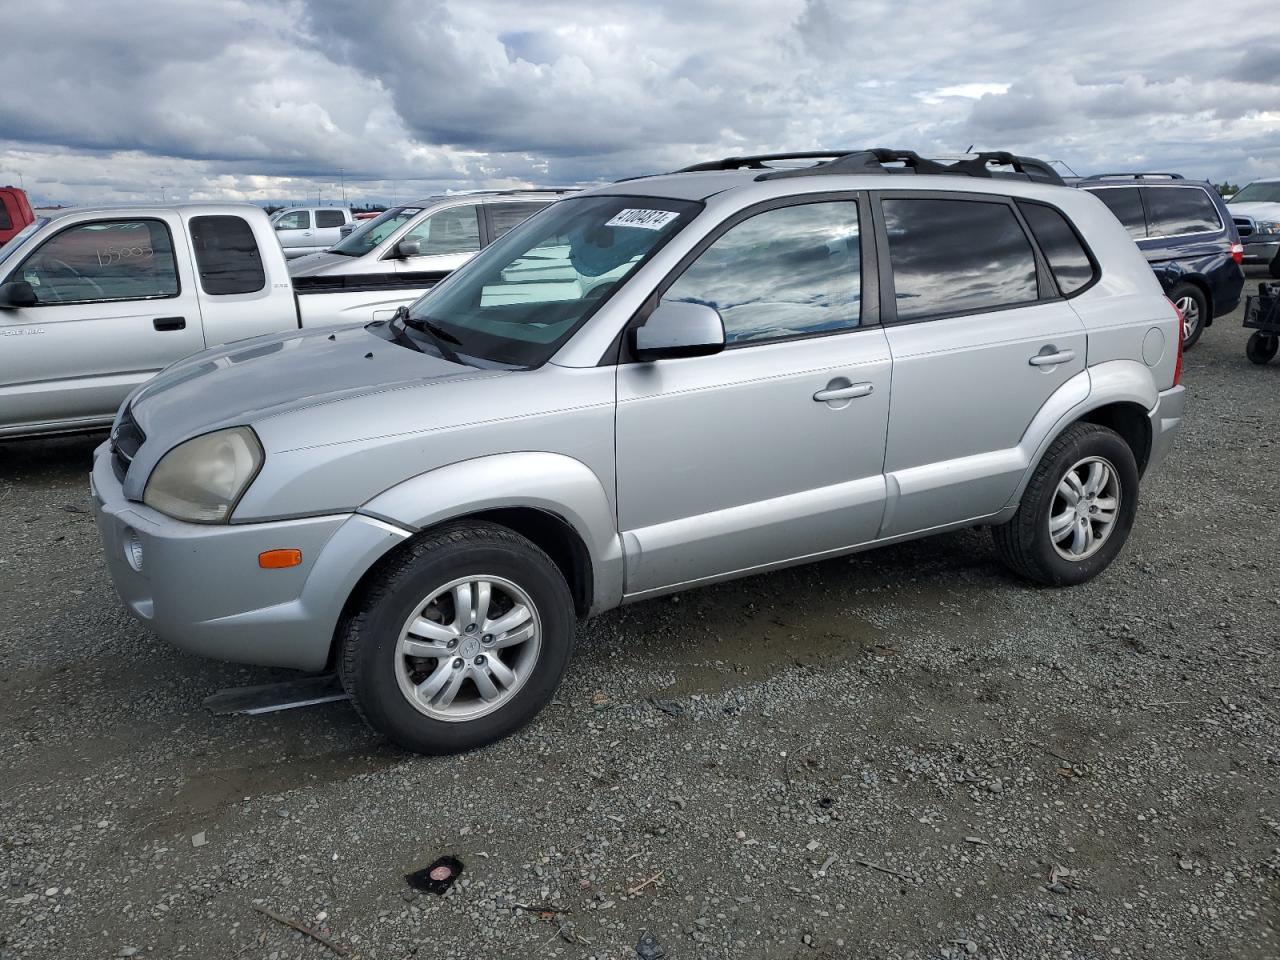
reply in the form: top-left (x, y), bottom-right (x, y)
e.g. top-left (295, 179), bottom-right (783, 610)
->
top-left (91, 442), bottom-right (410, 671)
top-left (1146, 385), bottom-right (1186, 477)
top-left (1240, 238), bottom-right (1280, 265)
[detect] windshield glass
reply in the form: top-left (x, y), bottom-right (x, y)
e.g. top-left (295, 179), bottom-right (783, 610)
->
top-left (0, 218), bottom-right (49, 266)
top-left (329, 205), bottom-right (421, 256)
top-left (405, 194), bottom-right (701, 366)
top-left (1229, 182), bottom-right (1280, 204)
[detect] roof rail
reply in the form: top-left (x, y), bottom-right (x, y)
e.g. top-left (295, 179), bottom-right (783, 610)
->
top-left (670, 149), bottom-right (1064, 185)
top-left (1082, 172), bottom-right (1185, 181)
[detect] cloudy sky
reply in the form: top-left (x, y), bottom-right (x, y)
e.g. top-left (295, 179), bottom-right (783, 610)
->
top-left (2, 0), bottom-right (1278, 207)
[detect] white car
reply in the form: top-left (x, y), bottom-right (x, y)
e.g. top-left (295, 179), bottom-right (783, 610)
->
top-left (1226, 178), bottom-right (1280, 277)
top-left (269, 206), bottom-right (355, 259)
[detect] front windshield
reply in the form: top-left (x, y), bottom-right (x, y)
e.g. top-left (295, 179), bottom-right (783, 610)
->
top-left (329, 206), bottom-right (420, 256)
top-left (0, 217), bottom-right (49, 266)
top-left (1228, 182), bottom-right (1280, 204)
top-left (406, 194), bottom-right (702, 366)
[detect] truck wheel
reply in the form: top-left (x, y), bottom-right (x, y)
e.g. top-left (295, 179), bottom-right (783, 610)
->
top-left (992, 422), bottom-right (1139, 587)
top-left (1247, 331), bottom-right (1279, 365)
top-left (1168, 282), bottom-right (1207, 349)
top-left (339, 521), bottom-right (575, 755)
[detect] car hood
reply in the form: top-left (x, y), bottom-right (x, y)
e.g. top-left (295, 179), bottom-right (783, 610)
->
top-left (1228, 201), bottom-right (1280, 222)
top-left (120, 324), bottom-right (508, 496)
top-left (287, 252), bottom-right (361, 277)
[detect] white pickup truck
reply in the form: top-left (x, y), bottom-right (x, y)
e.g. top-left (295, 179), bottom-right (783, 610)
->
top-left (0, 203), bottom-right (452, 438)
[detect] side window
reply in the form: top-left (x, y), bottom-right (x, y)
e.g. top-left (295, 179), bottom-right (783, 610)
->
top-left (486, 202), bottom-right (549, 243)
top-left (881, 198), bottom-right (1037, 321)
top-left (1090, 188), bottom-right (1147, 239)
top-left (20, 219), bottom-right (179, 305)
top-left (1144, 187), bottom-right (1222, 237)
top-left (189, 216), bottom-right (267, 295)
top-left (315, 209), bottom-right (346, 229)
top-left (402, 205), bottom-right (481, 256)
top-left (0, 202), bottom-right (11, 231)
top-left (275, 210), bottom-right (310, 231)
top-left (1016, 201), bottom-right (1095, 296)
top-left (664, 201), bottom-right (861, 345)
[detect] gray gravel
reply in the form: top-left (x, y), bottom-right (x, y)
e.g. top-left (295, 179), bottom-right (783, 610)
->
top-left (2, 270), bottom-right (1279, 960)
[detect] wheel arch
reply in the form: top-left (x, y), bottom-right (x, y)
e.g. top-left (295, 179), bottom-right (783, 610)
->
top-left (1168, 273), bottom-right (1213, 326)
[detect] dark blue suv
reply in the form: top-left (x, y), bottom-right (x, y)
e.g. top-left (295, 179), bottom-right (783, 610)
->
top-left (1072, 173), bottom-right (1244, 348)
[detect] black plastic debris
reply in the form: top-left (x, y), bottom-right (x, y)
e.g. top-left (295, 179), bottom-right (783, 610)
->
top-left (635, 931), bottom-right (666, 959)
top-left (648, 698), bottom-right (685, 718)
top-left (817, 796), bottom-right (836, 810)
top-left (405, 856), bottom-right (464, 895)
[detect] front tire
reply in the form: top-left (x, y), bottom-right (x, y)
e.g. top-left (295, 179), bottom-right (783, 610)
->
top-left (1247, 331), bottom-right (1279, 365)
top-left (1168, 282), bottom-right (1207, 349)
top-left (339, 521), bottom-right (575, 755)
top-left (992, 423), bottom-right (1140, 587)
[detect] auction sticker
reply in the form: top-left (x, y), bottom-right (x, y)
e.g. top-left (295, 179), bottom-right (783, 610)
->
top-left (605, 208), bottom-right (679, 230)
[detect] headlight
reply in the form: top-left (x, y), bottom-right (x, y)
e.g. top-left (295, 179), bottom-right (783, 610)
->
top-left (143, 427), bottom-right (263, 523)
top-left (1254, 220), bottom-right (1280, 235)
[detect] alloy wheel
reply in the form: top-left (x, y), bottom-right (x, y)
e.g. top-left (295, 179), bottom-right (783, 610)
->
top-left (1049, 456), bottom-right (1121, 561)
top-left (1175, 295), bottom-right (1201, 344)
top-left (394, 575), bottom-right (541, 722)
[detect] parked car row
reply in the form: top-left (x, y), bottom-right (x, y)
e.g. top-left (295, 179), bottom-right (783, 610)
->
top-left (0, 190), bottom-right (566, 438)
top-left (87, 149), bottom-right (1187, 754)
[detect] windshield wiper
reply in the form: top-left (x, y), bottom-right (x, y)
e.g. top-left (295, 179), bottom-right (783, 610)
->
top-left (393, 306), bottom-right (465, 365)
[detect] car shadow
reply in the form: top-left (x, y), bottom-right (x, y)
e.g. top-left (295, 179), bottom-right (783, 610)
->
top-left (0, 431), bottom-right (106, 483)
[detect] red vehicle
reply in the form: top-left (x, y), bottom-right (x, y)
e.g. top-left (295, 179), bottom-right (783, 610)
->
top-left (0, 186), bottom-right (35, 246)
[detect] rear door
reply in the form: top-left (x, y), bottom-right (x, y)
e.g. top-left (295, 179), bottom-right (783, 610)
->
top-left (873, 192), bottom-right (1088, 536)
top-left (312, 209), bottom-right (349, 251)
top-left (0, 214), bottom-right (204, 431)
top-left (481, 200), bottom-right (551, 246)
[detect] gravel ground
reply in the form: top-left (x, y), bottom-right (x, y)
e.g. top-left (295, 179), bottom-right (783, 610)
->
top-left (2, 270), bottom-right (1278, 960)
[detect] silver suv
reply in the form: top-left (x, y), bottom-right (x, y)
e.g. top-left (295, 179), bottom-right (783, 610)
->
top-left (91, 150), bottom-right (1186, 754)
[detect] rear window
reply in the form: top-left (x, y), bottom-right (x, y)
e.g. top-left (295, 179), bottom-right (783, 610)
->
top-left (882, 197), bottom-right (1039, 321)
top-left (189, 215), bottom-right (267, 295)
top-left (1017, 201), bottom-right (1095, 296)
top-left (1144, 187), bottom-right (1222, 237)
top-left (315, 209), bottom-right (346, 228)
top-left (1090, 187), bottom-right (1147, 239)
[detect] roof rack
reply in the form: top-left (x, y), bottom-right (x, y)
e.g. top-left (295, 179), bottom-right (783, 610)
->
top-left (672, 149), bottom-right (1063, 185)
top-left (1082, 172), bottom-right (1185, 181)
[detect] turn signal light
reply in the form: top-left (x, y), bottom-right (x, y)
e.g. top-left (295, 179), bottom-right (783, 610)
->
top-left (1230, 242), bottom-right (1244, 265)
top-left (258, 549), bottom-right (302, 569)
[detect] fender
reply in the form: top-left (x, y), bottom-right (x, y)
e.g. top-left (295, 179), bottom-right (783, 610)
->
top-left (1004, 359), bottom-right (1157, 509)
top-left (358, 451), bottom-right (624, 613)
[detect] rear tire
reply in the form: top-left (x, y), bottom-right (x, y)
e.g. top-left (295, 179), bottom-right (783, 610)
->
top-left (338, 521), bottom-right (575, 755)
top-left (992, 423), bottom-right (1139, 587)
top-left (1247, 331), bottom-right (1279, 365)
top-left (1168, 282), bottom-right (1207, 349)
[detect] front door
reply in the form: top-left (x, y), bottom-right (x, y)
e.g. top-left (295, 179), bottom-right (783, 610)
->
top-left (615, 198), bottom-right (891, 597)
top-left (0, 215), bottom-right (204, 432)
top-left (273, 209), bottom-right (314, 258)
top-left (393, 203), bottom-right (482, 282)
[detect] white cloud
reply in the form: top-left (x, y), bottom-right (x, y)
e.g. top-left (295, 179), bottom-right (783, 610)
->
top-left (0, 0), bottom-right (1277, 206)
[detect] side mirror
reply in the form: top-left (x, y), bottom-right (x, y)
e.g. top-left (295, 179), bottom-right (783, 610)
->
top-left (273, 221), bottom-right (287, 231)
top-left (396, 239), bottom-right (422, 258)
top-left (631, 301), bottom-right (726, 361)
top-left (0, 279), bottom-right (37, 309)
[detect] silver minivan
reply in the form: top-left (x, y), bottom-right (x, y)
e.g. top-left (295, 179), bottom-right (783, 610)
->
top-left (92, 150), bottom-right (1186, 755)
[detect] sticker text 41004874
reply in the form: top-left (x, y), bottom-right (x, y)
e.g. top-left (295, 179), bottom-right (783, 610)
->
top-left (605, 209), bottom-right (680, 230)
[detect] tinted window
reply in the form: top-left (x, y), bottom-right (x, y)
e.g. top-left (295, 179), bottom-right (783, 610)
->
top-left (1089, 188), bottom-right (1147, 239)
top-left (315, 209), bottom-right (346, 228)
top-left (1144, 187), bottom-right (1222, 237)
top-left (20, 219), bottom-right (179, 304)
top-left (664, 202), bottom-right (861, 345)
top-left (882, 198), bottom-right (1037, 321)
top-left (275, 210), bottom-right (310, 230)
top-left (1017, 201), bottom-right (1095, 296)
top-left (487, 201), bottom-right (549, 242)
top-left (190, 215), bottom-right (266, 295)
top-left (402, 204), bottom-right (481, 256)
top-left (0, 202), bottom-right (11, 231)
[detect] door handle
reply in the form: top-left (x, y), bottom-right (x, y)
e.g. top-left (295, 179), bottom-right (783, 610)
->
top-left (813, 382), bottom-right (874, 402)
top-left (1029, 348), bottom-right (1075, 367)
top-left (153, 316), bottom-right (186, 331)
